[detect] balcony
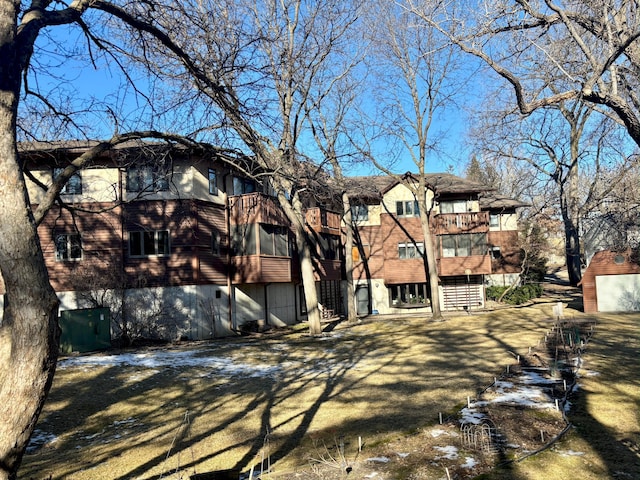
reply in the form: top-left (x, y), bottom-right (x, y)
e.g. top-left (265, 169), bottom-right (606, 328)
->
top-left (435, 211), bottom-right (489, 234)
top-left (305, 207), bottom-right (342, 235)
top-left (229, 193), bottom-right (289, 226)
top-left (437, 255), bottom-right (492, 276)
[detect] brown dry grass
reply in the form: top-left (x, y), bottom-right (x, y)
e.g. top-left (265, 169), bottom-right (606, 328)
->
top-left (19, 293), bottom-right (639, 480)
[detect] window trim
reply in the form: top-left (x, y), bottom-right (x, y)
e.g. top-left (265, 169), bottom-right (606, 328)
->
top-left (126, 164), bottom-right (170, 193)
top-left (128, 230), bottom-right (171, 257)
top-left (396, 200), bottom-right (420, 217)
top-left (53, 167), bottom-right (82, 195)
top-left (398, 241), bottom-right (424, 259)
top-left (55, 233), bottom-right (82, 262)
top-left (208, 169), bottom-right (218, 195)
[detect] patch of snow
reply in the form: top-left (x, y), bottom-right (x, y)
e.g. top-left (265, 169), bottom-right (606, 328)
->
top-left (366, 456), bottom-right (390, 463)
top-left (558, 449), bottom-right (585, 456)
top-left (58, 349), bottom-right (282, 378)
top-left (433, 445), bottom-right (458, 460)
top-left (459, 408), bottom-right (486, 424)
top-left (397, 452), bottom-right (410, 458)
top-left (26, 429), bottom-right (58, 453)
top-left (429, 428), bottom-right (449, 438)
top-left (461, 456), bottom-right (477, 469)
top-left (364, 473), bottom-right (380, 478)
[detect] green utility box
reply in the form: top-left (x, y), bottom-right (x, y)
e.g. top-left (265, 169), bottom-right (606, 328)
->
top-left (59, 308), bottom-right (111, 354)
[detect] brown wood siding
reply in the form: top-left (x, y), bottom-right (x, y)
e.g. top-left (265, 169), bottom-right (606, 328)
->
top-left (488, 230), bottom-right (522, 274)
top-left (194, 201), bottom-right (229, 284)
top-left (122, 200), bottom-right (197, 287)
top-left (580, 250), bottom-right (640, 313)
top-left (438, 255), bottom-right (492, 276)
top-left (351, 225), bottom-right (385, 280)
top-left (38, 204), bottom-right (123, 292)
top-left (315, 259), bottom-right (342, 281)
top-left (231, 256), bottom-right (292, 283)
top-left (384, 259), bottom-right (427, 284)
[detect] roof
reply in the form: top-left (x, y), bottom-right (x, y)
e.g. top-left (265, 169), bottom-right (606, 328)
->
top-left (345, 172), bottom-right (494, 199)
top-left (479, 192), bottom-right (530, 210)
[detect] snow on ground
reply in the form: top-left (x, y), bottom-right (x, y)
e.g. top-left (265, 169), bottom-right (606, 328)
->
top-left (58, 348), bottom-right (284, 378)
top-left (433, 445), bottom-right (458, 460)
top-left (26, 429), bottom-right (58, 454)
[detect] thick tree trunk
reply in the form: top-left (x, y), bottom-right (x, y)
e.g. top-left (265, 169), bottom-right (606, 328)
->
top-left (0, 83), bottom-right (60, 480)
top-left (419, 208), bottom-right (443, 320)
top-left (341, 192), bottom-right (357, 322)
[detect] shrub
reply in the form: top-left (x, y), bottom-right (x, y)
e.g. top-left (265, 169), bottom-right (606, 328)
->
top-left (486, 283), bottom-right (543, 305)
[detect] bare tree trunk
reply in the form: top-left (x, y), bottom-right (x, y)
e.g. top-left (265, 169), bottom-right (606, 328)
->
top-left (418, 205), bottom-right (443, 320)
top-left (0, 68), bottom-right (60, 479)
top-left (341, 192), bottom-right (358, 322)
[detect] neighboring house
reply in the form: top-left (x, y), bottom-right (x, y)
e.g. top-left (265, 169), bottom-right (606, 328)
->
top-left (579, 250), bottom-right (640, 313)
top-left (346, 174), bottom-right (526, 314)
top-left (0, 141), bottom-right (343, 341)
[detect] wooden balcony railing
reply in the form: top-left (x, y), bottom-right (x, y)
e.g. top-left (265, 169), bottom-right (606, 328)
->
top-left (229, 193), bottom-right (289, 226)
top-left (305, 207), bottom-right (342, 235)
top-left (435, 211), bottom-right (489, 234)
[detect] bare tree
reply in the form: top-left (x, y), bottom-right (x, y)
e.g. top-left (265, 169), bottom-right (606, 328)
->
top-left (357, 0), bottom-right (469, 320)
top-left (407, 0), bottom-right (640, 147)
top-left (105, 0), bottom-right (364, 335)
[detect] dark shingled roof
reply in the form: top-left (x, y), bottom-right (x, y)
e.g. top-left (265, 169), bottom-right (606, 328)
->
top-left (479, 192), bottom-right (530, 210)
top-left (345, 172), bottom-right (494, 198)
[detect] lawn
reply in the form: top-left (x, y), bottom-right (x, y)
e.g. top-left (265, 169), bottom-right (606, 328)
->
top-left (20, 295), bottom-right (639, 480)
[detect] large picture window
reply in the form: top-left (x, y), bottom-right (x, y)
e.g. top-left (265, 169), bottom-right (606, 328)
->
top-left (55, 233), bottom-right (82, 261)
top-left (127, 165), bottom-right (169, 193)
top-left (439, 200), bottom-right (468, 214)
top-left (233, 176), bottom-right (257, 195)
top-left (53, 167), bottom-right (82, 195)
top-left (259, 225), bottom-right (289, 256)
top-left (129, 230), bottom-right (170, 257)
top-left (231, 224), bottom-right (257, 256)
top-left (440, 233), bottom-right (487, 257)
top-left (389, 283), bottom-right (429, 306)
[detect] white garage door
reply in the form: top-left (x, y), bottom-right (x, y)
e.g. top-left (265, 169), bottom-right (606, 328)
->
top-left (595, 274), bottom-right (640, 312)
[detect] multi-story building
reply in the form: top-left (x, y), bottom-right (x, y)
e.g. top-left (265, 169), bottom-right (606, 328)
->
top-left (1, 141), bottom-right (343, 341)
top-left (346, 174), bottom-right (525, 315)
top-left (0, 143), bottom-right (526, 342)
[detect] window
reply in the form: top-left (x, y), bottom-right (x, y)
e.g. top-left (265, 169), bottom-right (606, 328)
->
top-left (440, 233), bottom-right (487, 257)
top-left (351, 204), bottom-right (368, 222)
top-left (233, 176), bottom-right (257, 195)
top-left (55, 233), bottom-right (82, 261)
top-left (389, 283), bottom-right (429, 306)
top-left (489, 213), bottom-right (500, 228)
top-left (398, 242), bottom-right (424, 259)
top-left (440, 200), bottom-right (468, 214)
top-left (259, 225), bottom-right (289, 256)
top-left (318, 233), bottom-right (340, 260)
top-left (231, 224), bottom-right (256, 256)
top-left (53, 168), bottom-right (82, 195)
top-left (490, 246), bottom-right (502, 260)
top-left (208, 169), bottom-right (218, 195)
top-left (127, 165), bottom-right (169, 192)
top-left (129, 230), bottom-right (170, 257)
top-left (396, 200), bottom-right (420, 217)
top-left (211, 231), bottom-right (221, 256)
